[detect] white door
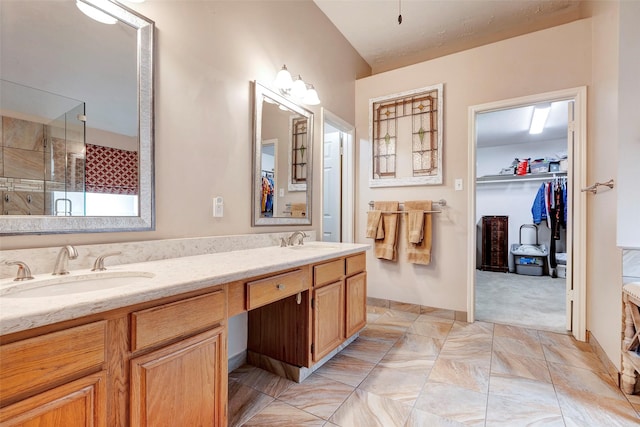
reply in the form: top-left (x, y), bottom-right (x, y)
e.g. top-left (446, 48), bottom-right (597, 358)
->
top-left (323, 130), bottom-right (341, 242)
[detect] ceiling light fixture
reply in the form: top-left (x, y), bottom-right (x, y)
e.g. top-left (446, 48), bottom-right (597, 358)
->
top-left (529, 104), bottom-right (551, 135)
top-left (273, 64), bottom-right (321, 105)
top-left (76, 0), bottom-right (117, 25)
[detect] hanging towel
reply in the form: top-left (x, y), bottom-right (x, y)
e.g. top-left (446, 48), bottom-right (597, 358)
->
top-left (405, 200), bottom-right (432, 265)
top-left (365, 210), bottom-right (384, 239)
top-left (407, 210), bottom-right (424, 244)
top-left (373, 201), bottom-right (399, 261)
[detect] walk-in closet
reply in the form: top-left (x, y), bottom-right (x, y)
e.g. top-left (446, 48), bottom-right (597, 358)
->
top-left (474, 100), bottom-right (571, 332)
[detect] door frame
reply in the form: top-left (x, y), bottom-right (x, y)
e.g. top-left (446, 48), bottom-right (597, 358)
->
top-left (320, 109), bottom-right (356, 243)
top-left (466, 86), bottom-right (587, 341)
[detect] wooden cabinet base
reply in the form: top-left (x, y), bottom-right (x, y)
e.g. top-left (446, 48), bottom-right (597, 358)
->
top-left (0, 372), bottom-right (107, 427)
top-left (130, 327), bottom-right (227, 427)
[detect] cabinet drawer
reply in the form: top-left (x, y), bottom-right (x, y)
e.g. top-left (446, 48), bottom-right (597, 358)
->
top-left (346, 253), bottom-right (366, 276)
top-left (314, 259), bottom-right (345, 287)
top-left (247, 269), bottom-right (307, 310)
top-left (0, 321), bottom-right (106, 404)
top-left (131, 290), bottom-right (225, 352)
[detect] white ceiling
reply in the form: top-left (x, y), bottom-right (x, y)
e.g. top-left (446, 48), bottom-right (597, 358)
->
top-left (314, 0), bottom-right (578, 147)
top-left (313, 0), bottom-right (583, 72)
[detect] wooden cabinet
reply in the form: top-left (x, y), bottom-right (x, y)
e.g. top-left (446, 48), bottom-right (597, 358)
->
top-left (312, 280), bottom-right (345, 361)
top-left (311, 252), bottom-right (366, 362)
top-left (0, 288), bottom-right (227, 427)
top-left (247, 251), bottom-right (367, 378)
top-left (345, 271), bottom-right (367, 338)
top-left (0, 321), bottom-right (107, 426)
top-left (130, 291), bottom-right (227, 427)
top-left (130, 327), bottom-right (226, 427)
top-left (480, 215), bottom-right (509, 272)
top-left (0, 372), bottom-right (107, 427)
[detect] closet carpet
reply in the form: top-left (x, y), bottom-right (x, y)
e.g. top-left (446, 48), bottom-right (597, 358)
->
top-left (475, 269), bottom-right (566, 333)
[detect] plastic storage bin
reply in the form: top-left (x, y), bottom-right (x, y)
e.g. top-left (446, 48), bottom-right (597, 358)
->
top-left (514, 256), bottom-right (544, 276)
top-left (511, 224), bottom-right (548, 276)
top-left (530, 160), bottom-right (549, 174)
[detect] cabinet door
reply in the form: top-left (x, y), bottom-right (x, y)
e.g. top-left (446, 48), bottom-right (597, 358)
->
top-left (313, 281), bottom-right (345, 362)
top-left (0, 372), bottom-right (106, 427)
top-left (345, 272), bottom-right (367, 337)
top-left (130, 327), bottom-right (226, 427)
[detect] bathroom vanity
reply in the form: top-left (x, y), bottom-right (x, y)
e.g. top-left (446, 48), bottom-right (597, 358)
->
top-left (0, 242), bottom-right (368, 426)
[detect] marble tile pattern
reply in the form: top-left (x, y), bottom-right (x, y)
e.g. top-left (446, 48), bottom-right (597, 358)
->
top-left (229, 305), bottom-right (640, 426)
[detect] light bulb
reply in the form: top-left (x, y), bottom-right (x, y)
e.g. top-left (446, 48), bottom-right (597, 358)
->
top-left (291, 76), bottom-right (307, 99)
top-left (303, 85), bottom-right (320, 105)
top-left (274, 65), bottom-right (293, 90)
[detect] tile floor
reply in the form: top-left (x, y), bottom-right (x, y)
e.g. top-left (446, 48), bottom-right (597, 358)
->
top-left (229, 306), bottom-right (640, 426)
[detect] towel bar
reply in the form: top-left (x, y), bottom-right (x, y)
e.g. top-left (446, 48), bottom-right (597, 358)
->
top-left (581, 179), bottom-right (614, 194)
top-left (368, 199), bottom-right (446, 214)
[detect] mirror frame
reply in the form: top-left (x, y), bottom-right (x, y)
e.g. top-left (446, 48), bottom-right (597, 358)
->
top-left (0, 0), bottom-right (154, 235)
top-left (252, 81), bottom-right (313, 226)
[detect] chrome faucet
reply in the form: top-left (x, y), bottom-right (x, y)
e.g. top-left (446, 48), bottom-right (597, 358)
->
top-left (5, 260), bottom-right (34, 281)
top-left (287, 231), bottom-right (308, 246)
top-left (52, 245), bottom-right (78, 275)
top-left (92, 251), bottom-right (122, 271)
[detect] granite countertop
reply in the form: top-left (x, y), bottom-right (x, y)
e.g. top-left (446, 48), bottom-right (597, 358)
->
top-left (0, 242), bottom-right (369, 336)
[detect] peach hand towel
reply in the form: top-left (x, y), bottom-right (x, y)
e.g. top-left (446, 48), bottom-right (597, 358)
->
top-left (407, 210), bottom-right (424, 244)
top-left (405, 200), bottom-right (432, 265)
top-left (374, 201), bottom-right (399, 261)
top-left (365, 210), bottom-right (384, 239)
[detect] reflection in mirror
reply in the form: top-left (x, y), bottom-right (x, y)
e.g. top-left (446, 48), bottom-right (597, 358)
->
top-left (253, 81), bottom-right (313, 226)
top-left (0, 0), bottom-right (154, 234)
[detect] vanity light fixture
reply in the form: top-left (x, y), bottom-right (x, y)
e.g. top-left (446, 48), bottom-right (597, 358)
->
top-left (76, 0), bottom-right (117, 25)
top-left (290, 75), bottom-right (308, 99)
top-left (303, 85), bottom-right (321, 105)
top-left (273, 64), bottom-right (321, 105)
top-left (529, 104), bottom-right (551, 134)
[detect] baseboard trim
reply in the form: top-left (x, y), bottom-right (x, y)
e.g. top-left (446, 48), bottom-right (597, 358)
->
top-left (588, 330), bottom-right (621, 386)
top-left (367, 296), bottom-right (463, 321)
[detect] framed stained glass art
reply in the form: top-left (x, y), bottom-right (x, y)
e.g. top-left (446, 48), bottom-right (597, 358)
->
top-left (369, 83), bottom-right (443, 187)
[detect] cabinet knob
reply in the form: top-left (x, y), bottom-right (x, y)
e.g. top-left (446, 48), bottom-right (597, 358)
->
top-left (276, 284), bottom-right (285, 290)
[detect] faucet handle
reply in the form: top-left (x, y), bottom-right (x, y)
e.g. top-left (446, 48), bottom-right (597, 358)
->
top-left (5, 260), bottom-right (34, 281)
top-left (92, 251), bottom-right (122, 271)
top-left (280, 238), bottom-right (288, 247)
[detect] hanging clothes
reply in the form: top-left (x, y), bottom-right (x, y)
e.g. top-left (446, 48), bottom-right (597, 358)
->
top-left (531, 183), bottom-right (547, 225)
top-left (531, 178), bottom-right (567, 278)
top-left (261, 175), bottom-right (274, 214)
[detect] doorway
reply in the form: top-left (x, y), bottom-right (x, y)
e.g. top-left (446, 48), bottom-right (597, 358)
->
top-left (321, 109), bottom-right (355, 243)
top-left (467, 87), bottom-right (587, 341)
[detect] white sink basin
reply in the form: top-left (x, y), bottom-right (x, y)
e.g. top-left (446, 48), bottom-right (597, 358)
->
top-left (1, 271), bottom-right (155, 298)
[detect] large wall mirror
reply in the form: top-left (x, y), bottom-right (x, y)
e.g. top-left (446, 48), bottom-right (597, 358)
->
top-left (252, 81), bottom-right (313, 226)
top-left (0, 0), bottom-right (154, 235)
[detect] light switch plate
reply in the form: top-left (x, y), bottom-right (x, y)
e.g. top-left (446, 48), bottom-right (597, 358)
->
top-left (213, 196), bottom-right (224, 217)
top-left (455, 178), bottom-right (463, 191)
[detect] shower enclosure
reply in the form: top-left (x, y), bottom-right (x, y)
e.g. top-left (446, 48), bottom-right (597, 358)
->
top-left (0, 80), bottom-right (86, 216)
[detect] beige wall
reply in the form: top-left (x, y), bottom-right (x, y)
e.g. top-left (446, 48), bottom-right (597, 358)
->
top-left (0, 0), bottom-right (370, 250)
top-left (356, 11), bottom-right (632, 370)
top-left (355, 19), bottom-right (592, 312)
top-left (586, 0), bottom-right (623, 372)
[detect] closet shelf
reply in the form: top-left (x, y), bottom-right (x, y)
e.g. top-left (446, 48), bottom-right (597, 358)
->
top-left (476, 171), bottom-right (567, 184)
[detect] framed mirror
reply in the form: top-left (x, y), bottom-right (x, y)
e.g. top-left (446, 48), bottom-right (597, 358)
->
top-left (252, 81), bottom-right (313, 226)
top-left (0, 0), bottom-right (154, 235)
